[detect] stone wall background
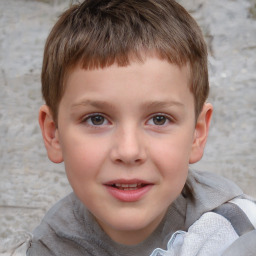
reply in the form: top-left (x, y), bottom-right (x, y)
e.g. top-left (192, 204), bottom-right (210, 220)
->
top-left (0, 0), bottom-right (255, 244)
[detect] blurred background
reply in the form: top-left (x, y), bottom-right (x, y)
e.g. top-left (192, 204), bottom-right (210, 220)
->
top-left (0, 0), bottom-right (255, 243)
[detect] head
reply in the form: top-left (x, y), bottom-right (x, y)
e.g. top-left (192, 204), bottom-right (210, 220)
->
top-left (42, 0), bottom-right (209, 124)
top-left (39, 0), bottom-right (213, 245)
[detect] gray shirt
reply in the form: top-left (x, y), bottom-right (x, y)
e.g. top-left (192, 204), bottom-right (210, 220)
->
top-left (27, 170), bottom-right (244, 256)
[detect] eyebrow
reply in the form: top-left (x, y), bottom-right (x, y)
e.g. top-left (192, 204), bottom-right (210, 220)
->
top-left (71, 99), bottom-right (184, 111)
top-left (142, 100), bottom-right (185, 110)
top-left (71, 99), bottom-right (115, 110)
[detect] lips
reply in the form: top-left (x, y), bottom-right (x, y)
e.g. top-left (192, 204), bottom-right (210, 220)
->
top-left (104, 180), bottom-right (153, 202)
top-left (110, 183), bottom-right (144, 190)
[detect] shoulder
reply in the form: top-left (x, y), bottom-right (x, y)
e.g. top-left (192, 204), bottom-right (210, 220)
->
top-left (186, 169), bottom-right (243, 198)
top-left (214, 196), bottom-right (256, 255)
top-left (184, 169), bottom-right (244, 228)
top-left (185, 170), bottom-right (256, 255)
top-left (33, 192), bottom-right (84, 236)
top-left (213, 196), bottom-right (256, 235)
top-left (26, 193), bottom-right (94, 255)
top-left (151, 197), bottom-right (256, 256)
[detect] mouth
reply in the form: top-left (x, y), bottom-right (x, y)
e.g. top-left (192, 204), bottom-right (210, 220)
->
top-left (104, 180), bottom-right (153, 202)
top-left (108, 183), bottom-right (146, 191)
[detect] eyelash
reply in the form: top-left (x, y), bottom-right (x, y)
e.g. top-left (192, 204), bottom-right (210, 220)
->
top-left (146, 113), bottom-right (174, 126)
top-left (82, 113), bottom-right (110, 127)
top-left (81, 113), bottom-right (173, 127)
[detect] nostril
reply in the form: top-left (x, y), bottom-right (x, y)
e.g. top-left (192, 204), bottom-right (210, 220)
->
top-left (110, 134), bottom-right (147, 164)
top-left (115, 159), bottom-right (123, 164)
top-left (114, 157), bottom-right (144, 165)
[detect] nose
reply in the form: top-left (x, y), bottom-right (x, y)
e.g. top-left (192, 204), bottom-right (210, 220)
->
top-left (110, 125), bottom-right (147, 165)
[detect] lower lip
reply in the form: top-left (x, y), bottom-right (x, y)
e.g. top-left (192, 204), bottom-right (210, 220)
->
top-left (105, 185), bottom-right (153, 202)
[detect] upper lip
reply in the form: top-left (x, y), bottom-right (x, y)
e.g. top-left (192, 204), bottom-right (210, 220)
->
top-left (104, 179), bottom-right (153, 186)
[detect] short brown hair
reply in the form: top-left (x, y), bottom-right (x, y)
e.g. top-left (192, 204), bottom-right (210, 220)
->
top-left (42, 0), bottom-right (209, 123)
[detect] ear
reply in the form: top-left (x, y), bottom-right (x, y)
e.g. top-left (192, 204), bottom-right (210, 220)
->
top-left (189, 103), bottom-right (213, 164)
top-left (38, 105), bottom-right (63, 163)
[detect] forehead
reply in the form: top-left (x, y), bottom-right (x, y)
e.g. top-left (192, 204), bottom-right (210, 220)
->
top-left (65, 58), bottom-right (190, 92)
top-left (60, 57), bottom-right (194, 113)
top-left (65, 54), bottom-right (191, 89)
top-left (64, 50), bottom-right (191, 87)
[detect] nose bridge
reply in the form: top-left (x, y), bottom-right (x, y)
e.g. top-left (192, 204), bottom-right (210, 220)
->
top-left (111, 122), bottom-right (146, 164)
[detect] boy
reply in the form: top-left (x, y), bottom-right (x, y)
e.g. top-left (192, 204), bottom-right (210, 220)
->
top-left (27, 0), bottom-right (256, 255)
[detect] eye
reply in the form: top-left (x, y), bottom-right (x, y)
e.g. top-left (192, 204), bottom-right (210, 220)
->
top-left (152, 115), bottom-right (167, 125)
top-left (147, 114), bottom-right (172, 126)
top-left (83, 114), bottom-right (109, 126)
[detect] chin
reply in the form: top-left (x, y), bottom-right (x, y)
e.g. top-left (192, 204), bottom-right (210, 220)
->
top-left (105, 210), bottom-right (160, 232)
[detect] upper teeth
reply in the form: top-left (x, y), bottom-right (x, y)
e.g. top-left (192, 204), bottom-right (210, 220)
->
top-left (115, 183), bottom-right (141, 188)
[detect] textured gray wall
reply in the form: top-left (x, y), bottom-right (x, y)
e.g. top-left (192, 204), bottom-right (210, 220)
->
top-left (0, 0), bottom-right (255, 243)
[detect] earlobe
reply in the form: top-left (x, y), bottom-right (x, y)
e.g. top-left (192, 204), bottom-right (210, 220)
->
top-left (38, 105), bottom-right (63, 163)
top-left (189, 103), bottom-right (213, 164)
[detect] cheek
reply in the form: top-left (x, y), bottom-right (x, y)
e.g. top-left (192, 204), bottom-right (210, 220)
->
top-left (149, 134), bottom-right (192, 189)
top-left (61, 136), bottom-right (109, 178)
top-left (151, 136), bottom-right (192, 168)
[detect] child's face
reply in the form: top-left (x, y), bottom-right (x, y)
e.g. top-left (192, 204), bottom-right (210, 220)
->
top-left (41, 56), bottom-right (212, 245)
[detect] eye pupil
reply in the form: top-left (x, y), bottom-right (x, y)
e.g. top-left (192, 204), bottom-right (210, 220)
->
top-left (91, 115), bottom-right (104, 125)
top-left (153, 116), bottom-right (166, 125)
